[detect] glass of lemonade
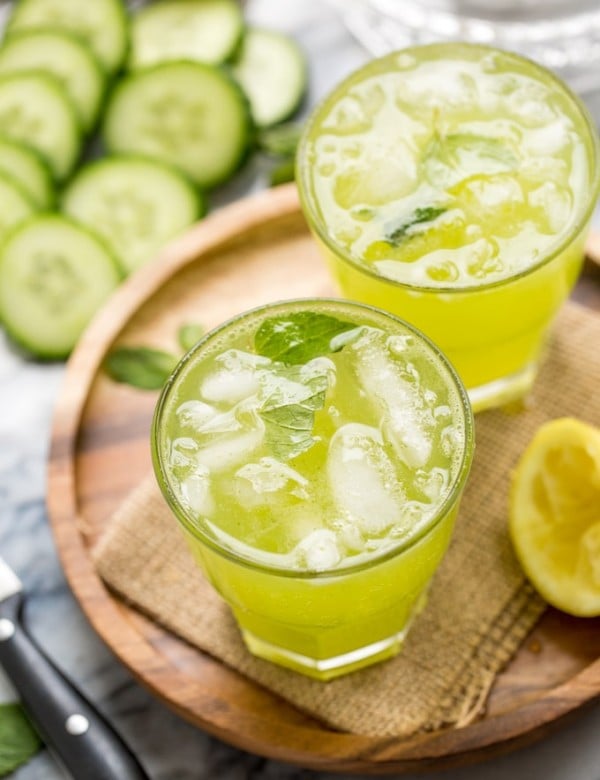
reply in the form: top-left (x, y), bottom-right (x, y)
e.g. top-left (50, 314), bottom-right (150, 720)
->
top-left (297, 43), bottom-right (600, 412)
top-left (152, 299), bottom-right (474, 680)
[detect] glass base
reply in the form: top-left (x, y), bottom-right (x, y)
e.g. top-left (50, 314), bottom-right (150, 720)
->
top-left (467, 362), bottom-right (538, 413)
top-left (241, 626), bottom-right (410, 681)
top-left (240, 590), bottom-right (430, 680)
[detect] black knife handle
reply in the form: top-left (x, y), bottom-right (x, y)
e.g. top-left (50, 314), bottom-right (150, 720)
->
top-left (0, 595), bottom-right (149, 780)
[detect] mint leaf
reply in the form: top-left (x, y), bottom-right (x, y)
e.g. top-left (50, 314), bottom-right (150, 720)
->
top-left (178, 323), bottom-right (205, 352)
top-left (258, 122), bottom-right (302, 157)
top-left (386, 206), bottom-right (446, 246)
top-left (259, 367), bottom-right (329, 460)
top-left (0, 703), bottom-right (41, 776)
top-left (104, 347), bottom-right (178, 390)
top-left (255, 312), bottom-right (359, 365)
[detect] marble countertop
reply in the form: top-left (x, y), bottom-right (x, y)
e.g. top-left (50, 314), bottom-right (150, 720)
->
top-left (2, 1), bottom-right (599, 778)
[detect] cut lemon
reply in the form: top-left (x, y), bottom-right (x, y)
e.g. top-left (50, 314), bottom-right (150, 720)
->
top-left (509, 417), bottom-right (600, 617)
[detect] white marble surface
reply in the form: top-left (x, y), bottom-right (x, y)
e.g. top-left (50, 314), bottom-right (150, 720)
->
top-left (1, 2), bottom-right (600, 778)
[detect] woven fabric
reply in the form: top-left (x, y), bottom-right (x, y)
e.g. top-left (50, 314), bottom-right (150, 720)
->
top-left (94, 302), bottom-right (600, 738)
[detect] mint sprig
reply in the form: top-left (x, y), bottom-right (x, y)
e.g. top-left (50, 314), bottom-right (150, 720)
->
top-left (104, 346), bottom-right (179, 390)
top-left (386, 206), bottom-right (446, 246)
top-left (0, 703), bottom-right (41, 776)
top-left (255, 311), bottom-right (359, 365)
top-left (259, 366), bottom-right (329, 460)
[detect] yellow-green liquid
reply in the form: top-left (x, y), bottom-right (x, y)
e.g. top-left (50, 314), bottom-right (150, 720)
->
top-left (153, 301), bottom-right (473, 678)
top-left (298, 44), bottom-right (599, 410)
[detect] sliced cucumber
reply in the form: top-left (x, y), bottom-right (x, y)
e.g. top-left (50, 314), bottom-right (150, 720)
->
top-left (232, 28), bottom-right (307, 127)
top-left (0, 215), bottom-right (121, 359)
top-left (103, 62), bottom-right (251, 189)
top-left (0, 136), bottom-right (54, 208)
top-left (129, 0), bottom-right (243, 70)
top-left (0, 30), bottom-right (106, 132)
top-left (0, 172), bottom-right (38, 243)
top-left (0, 72), bottom-right (80, 181)
top-left (63, 155), bottom-right (205, 275)
top-left (6, 0), bottom-right (128, 74)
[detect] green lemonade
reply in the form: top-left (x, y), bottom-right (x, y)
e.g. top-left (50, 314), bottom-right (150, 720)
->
top-left (297, 44), bottom-right (600, 411)
top-left (153, 300), bottom-right (474, 679)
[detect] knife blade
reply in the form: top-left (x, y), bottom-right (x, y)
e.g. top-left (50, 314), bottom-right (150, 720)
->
top-left (0, 556), bottom-right (149, 780)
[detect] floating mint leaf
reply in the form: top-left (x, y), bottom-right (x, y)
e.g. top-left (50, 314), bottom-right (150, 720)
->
top-left (255, 312), bottom-right (359, 365)
top-left (258, 122), bottom-right (303, 157)
top-left (0, 703), bottom-right (41, 776)
top-left (178, 323), bottom-right (205, 352)
top-left (259, 366), bottom-right (329, 460)
top-left (386, 207), bottom-right (446, 246)
top-left (270, 158), bottom-right (295, 187)
top-left (105, 347), bottom-right (178, 390)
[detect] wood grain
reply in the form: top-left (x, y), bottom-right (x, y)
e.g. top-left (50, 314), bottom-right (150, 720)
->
top-left (47, 184), bottom-right (600, 773)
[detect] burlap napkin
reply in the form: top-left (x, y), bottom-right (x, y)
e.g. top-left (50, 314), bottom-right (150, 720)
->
top-left (94, 301), bottom-right (600, 738)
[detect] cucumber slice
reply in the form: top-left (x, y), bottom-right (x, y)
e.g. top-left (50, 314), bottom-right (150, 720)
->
top-left (103, 62), bottom-right (251, 189)
top-left (0, 215), bottom-right (121, 359)
top-left (0, 136), bottom-right (54, 208)
top-left (129, 0), bottom-right (243, 70)
top-left (62, 155), bottom-right (206, 275)
top-left (6, 0), bottom-right (128, 74)
top-left (0, 30), bottom-right (106, 131)
top-left (0, 173), bottom-right (38, 243)
top-left (232, 28), bottom-right (307, 127)
top-left (0, 72), bottom-right (80, 181)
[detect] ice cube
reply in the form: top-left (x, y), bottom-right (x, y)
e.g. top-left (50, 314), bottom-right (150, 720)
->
top-left (390, 501), bottom-right (428, 537)
top-left (528, 182), bottom-right (572, 233)
top-left (416, 467), bottom-right (450, 502)
top-left (168, 437), bottom-right (199, 478)
top-left (440, 424), bottom-right (461, 457)
top-left (327, 423), bottom-right (403, 536)
top-left (181, 398), bottom-right (267, 475)
top-left (295, 529), bottom-right (341, 571)
top-left (179, 467), bottom-right (214, 517)
top-left (522, 120), bottom-right (569, 157)
top-left (235, 457), bottom-right (308, 499)
top-left (301, 356), bottom-right (337, 389)
top-left (350, 330), bottom-right (433, 468)
top-left (383, 408), bottom-right (433, 469)
top-left (201, 370), bottom-right (260, 405)
top-left (176, 400), bottom-right (218, 429)
top-left (329, 516), bottom-right (364, 553)
top-left (201, 349), bottom-right (269, 405)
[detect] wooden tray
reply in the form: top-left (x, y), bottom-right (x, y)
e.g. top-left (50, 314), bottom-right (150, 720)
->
top-left (47, 185), bottom-right (600, 774)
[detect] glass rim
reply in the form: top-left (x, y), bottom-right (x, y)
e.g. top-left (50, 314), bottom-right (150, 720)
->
top-left (296, 41), bottom-right (600, 294)
top-left (151, 297), bottom-right (475, 579)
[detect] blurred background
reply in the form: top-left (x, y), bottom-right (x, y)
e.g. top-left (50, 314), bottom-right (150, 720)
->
top-left (1, 1), bottom-right (599, 778)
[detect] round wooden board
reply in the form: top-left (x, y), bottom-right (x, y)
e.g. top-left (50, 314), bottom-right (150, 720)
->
top-left (48, 185), bottom-right (600, 773)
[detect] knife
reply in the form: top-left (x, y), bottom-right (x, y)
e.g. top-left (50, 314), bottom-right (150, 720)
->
top-left (0, 555), bottom-right (149, 780)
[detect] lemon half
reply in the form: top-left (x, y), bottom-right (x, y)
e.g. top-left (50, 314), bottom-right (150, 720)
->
top-left (510, 417), bottom-right (600, 617)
